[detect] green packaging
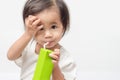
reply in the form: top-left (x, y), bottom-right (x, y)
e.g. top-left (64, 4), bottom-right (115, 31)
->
top-left (33, 48), bottom-right (53, 80)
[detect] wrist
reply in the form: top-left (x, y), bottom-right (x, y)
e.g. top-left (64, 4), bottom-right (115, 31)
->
top-left (24, 31), bottom-right (33, 39)
top-left (52, 65), bottom-right (64, 80)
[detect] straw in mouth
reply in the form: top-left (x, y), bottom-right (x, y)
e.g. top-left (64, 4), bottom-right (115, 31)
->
top-left (43, 42), bottom-right (49, 49)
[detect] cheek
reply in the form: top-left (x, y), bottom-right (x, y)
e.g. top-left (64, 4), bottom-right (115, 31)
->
top-left (34, 34), bottom-right (43, 41)
top-left (54, 31), bottom-right (63, 40)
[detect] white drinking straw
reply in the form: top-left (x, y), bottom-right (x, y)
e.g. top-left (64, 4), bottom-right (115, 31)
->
top-left (43, 42), bottom-right (49, 49)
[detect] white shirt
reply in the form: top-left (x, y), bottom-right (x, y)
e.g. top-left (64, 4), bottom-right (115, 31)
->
top-left (15, 40), bottom-right (77, 80)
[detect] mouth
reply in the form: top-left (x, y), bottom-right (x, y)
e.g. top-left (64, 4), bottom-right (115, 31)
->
top-left (43, 42), bottom-right (49, 49)
top-left (43, 41), bottom-right (53, 45)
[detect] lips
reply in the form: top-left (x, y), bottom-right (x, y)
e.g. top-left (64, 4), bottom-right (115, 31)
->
top-left (44, 41), bottom-right (53, 45)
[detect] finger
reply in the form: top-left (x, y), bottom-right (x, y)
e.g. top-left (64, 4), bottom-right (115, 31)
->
top-left (32, 18), bottom-right (41, 29)
top-left (36, 25), bottom-right (44, 33)
top-left (54, 49), bottom-right (60, 52)
top-left (28, 15), bottom-right (38, 26)
top-left (54, 49), bottom-right (60, 56)
top-left (49, 53), bottom-right (59, 61)
top-left (52, 60), bottom-right (58, 64)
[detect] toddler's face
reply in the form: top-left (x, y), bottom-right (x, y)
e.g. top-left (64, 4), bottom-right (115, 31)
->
top-left (34, 7), bottom-right (64, 49)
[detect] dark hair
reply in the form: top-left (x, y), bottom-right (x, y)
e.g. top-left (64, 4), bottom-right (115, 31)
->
top-left (23, 0), bottom-right (70, 35)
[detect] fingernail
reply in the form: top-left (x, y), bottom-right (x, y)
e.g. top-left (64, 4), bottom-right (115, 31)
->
top-left (54, 49), bottom-right (59, 52)
top-left (29, 15), bottom-right (32, 18)
top-left (49, 54), bottom-right (52, 56)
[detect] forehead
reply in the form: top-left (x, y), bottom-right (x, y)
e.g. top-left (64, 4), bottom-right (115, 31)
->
top-left (35, 6), bottom-right (61, 24)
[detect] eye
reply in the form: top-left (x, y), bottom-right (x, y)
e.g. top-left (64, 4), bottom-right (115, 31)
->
top-left (51, 24), bottom-right (57, 29)
top-left (39, 27), bottom-right (44, 31)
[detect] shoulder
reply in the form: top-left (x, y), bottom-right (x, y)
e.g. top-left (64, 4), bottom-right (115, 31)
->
top-left (59, 46), bottom-right (78, 80)
top-left (60, 46), bottom-right (73, 60)
top-left (59, 46), bottom-right (76, 66)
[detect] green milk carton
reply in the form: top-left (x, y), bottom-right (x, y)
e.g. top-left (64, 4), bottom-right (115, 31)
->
top-left (33, 48), bottom-right (53, 80)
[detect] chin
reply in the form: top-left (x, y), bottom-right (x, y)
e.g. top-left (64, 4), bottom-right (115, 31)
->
top-left (46, 44), bottom-right (56, 50)
top-left (46, 45), bottom-right (54, 49)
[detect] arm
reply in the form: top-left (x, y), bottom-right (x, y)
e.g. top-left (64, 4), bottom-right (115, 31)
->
top-left (7, 15), bottom-right (42, 60)
top-left (52, 64), bottom-right (64, 80)
top-left (7, 32), bottom-right (32, 60)
top-left (50, 48), bottom-right (77, 80)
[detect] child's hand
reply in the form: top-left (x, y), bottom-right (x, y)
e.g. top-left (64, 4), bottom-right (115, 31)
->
top-left (25, 15), bottom-right (43, 37)
top-left (49, 49), bottom-right (60, 67)
top-left (49, 49), bottom-right (64, 79)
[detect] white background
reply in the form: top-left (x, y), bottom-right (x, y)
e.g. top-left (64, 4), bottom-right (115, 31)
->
top-left (0, 0), bottom-right (120, 80)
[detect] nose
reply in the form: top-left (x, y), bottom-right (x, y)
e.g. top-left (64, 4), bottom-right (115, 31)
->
top-left (44, 30), bottom-right (52, 38)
